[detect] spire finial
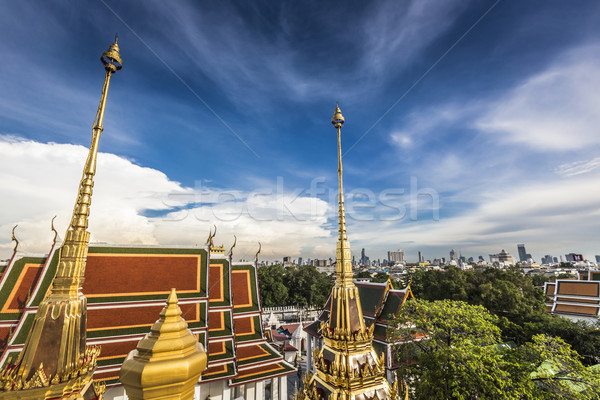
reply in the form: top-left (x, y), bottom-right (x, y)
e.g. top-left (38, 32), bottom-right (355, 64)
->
top-left (332, 103), bottom-right (344, 129)
top-left (167, 287), bottom-right (178, 305)
top-left (101, 36), bottom-right (122, 73)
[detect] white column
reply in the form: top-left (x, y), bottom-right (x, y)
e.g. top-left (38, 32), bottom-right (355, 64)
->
top-left (272, 377), bottom-right (279, 400)
top-left (222, 381), bottom-right (232, 400)
top-left (233, 384), bottom-right (245, 399)
top-left (279, 376), bottom-right (287, 400)
top-left (245, 382), bottom-right (256, 400)
top-left (256, 381), bottom-right (265, 400)
top-left (208, 381), bottom-right (224, 400)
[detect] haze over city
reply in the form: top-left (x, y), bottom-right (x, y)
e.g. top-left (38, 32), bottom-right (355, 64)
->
top-left (1, 1), bottom-right (600, 261)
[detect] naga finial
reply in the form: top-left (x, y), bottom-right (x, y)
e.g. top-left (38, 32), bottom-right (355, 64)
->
top-left (206, 225), bottom-right (216, 247)
top-left (51, 216), bottom-right (58, 244)
top-left (228, 235), bottom-right (237, 258)
top-left (254, 242), bottom-right (262, 265)
top-left (11, 225), bottom-right (19, 253)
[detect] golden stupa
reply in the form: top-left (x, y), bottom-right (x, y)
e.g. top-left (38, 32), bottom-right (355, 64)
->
top-left (0, 37), bottom-right (123, 399)
top-left (296, 105), bottom-right (398, 400)
top-left (120, 288), bottom-right (207, 400)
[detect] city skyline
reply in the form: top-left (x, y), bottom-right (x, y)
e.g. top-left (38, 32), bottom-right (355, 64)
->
top-left (2, 1), bottom-right (600, 261)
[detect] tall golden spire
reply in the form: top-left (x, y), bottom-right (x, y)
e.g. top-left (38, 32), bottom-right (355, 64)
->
top-left (332, 103), bottom-right (353, 287)
top-left (329, 104), bottom-right (365, 335)
top-left (296, 104), bottom-right (397, 400)
top-left (0, 37), bottom-right (122, 398)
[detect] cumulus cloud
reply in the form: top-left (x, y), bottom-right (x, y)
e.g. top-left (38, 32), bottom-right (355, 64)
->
top-left (0, 136), bottom-right (332, 260)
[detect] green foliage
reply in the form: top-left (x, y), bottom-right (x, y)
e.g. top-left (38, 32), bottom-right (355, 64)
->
top-left (408, 267), bottom-right (600, 364)
top-left (509, 335), bottom-right (600, 399)
top-left (371, 272), bottom-right (390, 283)
top-left (531, 274), bottom-right (550, 287)
top-left (389, 300), bottom-right (600, 400)
top-left (389, 300), bottom-right (524, 399)
top-left (257, 264), bottom-right (334, 307)
top-left (354, 271), bottom-right (372, 279)
top-left (257, 264), bottom-right (289, 307)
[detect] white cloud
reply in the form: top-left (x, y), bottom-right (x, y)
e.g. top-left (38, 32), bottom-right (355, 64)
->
top-left (0, 136), bottom-right (333, 260)
top-left (477, 45), bottom-right (600, 151)
top-left (351, 167), bottom-right (600, 260)
top-left (555, 157), bottom-right (600, 177)
top-left (361, 0), bottom-right (469, 75)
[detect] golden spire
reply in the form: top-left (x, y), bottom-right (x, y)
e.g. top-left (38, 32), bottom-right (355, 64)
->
top-left (332, 103), bottom-right (353, 286)
top-left (296, 105), bottom-right (396, 400)
top-left (328, 103), bottom-right (365, 335)
top-left (120, 289), bottom-right (207, 400)
top-left (0, 38), bottom-right (122, 396)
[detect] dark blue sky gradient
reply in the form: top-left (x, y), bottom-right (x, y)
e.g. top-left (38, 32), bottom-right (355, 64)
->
top-left (2, 0), bottom-right (600, 260)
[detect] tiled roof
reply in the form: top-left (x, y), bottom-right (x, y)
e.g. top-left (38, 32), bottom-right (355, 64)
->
top-left (0, 245), bottom-right (295, 388)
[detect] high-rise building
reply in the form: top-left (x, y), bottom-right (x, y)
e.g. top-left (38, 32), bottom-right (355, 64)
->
top-left (596, 255), bottom-right (600, 263)
top-left (418, 251), bottom-right (424, 263)
top-left (298, 257), bottom-right (303, 265)
top-left (517, 244), bottom-right (532, 262)
top-left (360, 248), bottom-right (367, 265)
top-left (542, 255), bottom-right (554, 264)
top-left (565, 253), bottom-right (584, 262)
top-left (450, 249), bottom-right (458, 261)
top-left (388, 249), bottom-right (405, 265)
top-left (489, 249), bottom-right (517, 265)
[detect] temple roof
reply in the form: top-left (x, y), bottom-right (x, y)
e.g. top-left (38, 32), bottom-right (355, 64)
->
top-left (0, 244), bottom-right (295, 388)
top-left (305, 280), bottom-right (414, 343)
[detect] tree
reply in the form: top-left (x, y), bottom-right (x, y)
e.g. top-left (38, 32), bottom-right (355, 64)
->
top-left (407, 267), bottom-right (600, 361)
top-left (371, 272), bottom-right (390, 283)
top-left (257, 264), bottom-right (288, 307)
top-left (388, 299), bottom-right (525, 400)
top-left (354, 271), bottom-right (372, 279)
top-left (389, 299), bottom-right (600, 400)
top-left (258, 265), bottom-right (334, 308)
top-left (507, 335), bottom-right (600, 399)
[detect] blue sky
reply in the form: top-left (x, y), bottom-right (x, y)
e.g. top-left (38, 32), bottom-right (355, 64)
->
top-left (1, 0), bottom-right (600, 262)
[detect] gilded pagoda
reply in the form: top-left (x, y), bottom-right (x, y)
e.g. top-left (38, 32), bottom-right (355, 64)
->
top-left (0, 37), bottom-right (123, 399)
top-left (296, 105), bottom-right (398, 400)
top-left (0, 38), bottom-right (294, 400)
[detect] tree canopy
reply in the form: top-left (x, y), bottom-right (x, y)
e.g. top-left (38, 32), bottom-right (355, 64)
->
top-left (405, 267), bottom-right (600, 364)
top-left (257, 264), bottom-right (334, 307)
top-left (388, 299), bottom-right (600, 400)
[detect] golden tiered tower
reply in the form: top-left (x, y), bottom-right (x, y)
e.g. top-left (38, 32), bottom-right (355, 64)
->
top-left (0, 37), bottom-right (122, 399)
top-left (297, 105), bottom-right (398, 400)
top-left (120, 289), bottom-right (208, 400)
